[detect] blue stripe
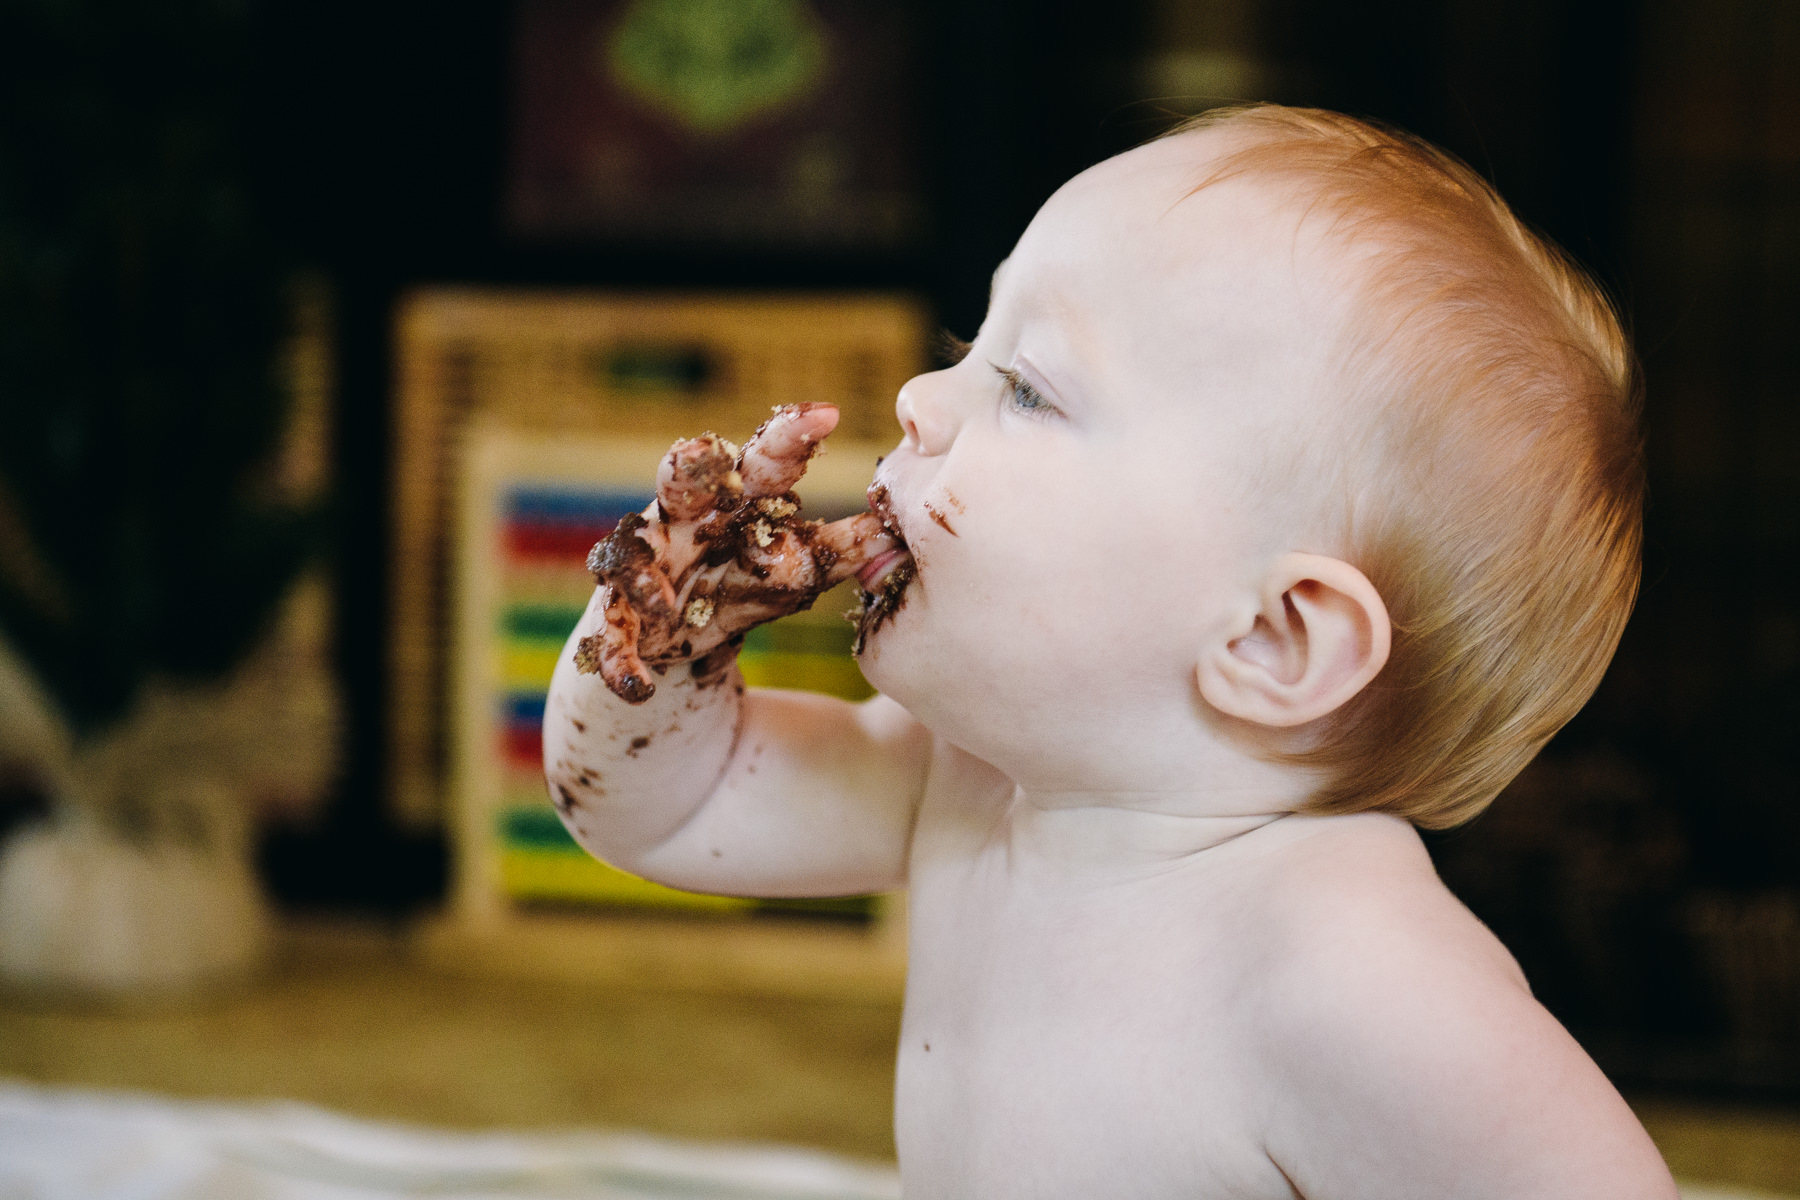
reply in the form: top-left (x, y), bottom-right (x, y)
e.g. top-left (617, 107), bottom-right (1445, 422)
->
top-left (506, 488), bottom-right (654, 523)
top-left (504, 693), bottom-right (547, 723)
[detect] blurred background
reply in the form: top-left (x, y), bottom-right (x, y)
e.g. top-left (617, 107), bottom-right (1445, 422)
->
top-left (1, 0), bottom-right (1798, 1193)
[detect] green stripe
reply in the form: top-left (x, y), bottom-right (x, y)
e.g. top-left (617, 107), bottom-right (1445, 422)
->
top-left (501, 806), bottom-right (581, 849)
top-left (743, 620), bottom-right (856, 656)
top-left (500, 609), bottom-right (856, 655)
top-left (503, 605), bottom-right (584, 641)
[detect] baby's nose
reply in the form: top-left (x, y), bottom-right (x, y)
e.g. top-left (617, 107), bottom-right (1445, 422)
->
top-left (895, 371), bottom-right (956, 456)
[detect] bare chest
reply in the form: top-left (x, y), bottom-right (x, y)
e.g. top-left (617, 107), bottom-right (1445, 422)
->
top-left (892, 817), bottom-right (1295, 1199)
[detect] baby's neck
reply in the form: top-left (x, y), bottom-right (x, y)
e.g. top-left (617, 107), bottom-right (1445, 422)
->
top-left (1002, 784), bottom-right (1296, 875)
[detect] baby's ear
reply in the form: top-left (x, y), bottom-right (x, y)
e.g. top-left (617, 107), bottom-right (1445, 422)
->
top-left (1197, 553), bottom-right (1391, 728)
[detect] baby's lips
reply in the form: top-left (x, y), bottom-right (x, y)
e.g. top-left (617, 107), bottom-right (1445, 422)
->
top-left (857, 545), bottom-right (910, 591)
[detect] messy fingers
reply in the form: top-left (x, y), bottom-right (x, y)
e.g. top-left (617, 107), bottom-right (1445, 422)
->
top-left (739, 403), bottom-right (838, 498)
top-left (573, 586), bottom-right (657, 704)
top-left (588, 512), bottom-right (678, 616)
top-left (657, 434), bottom-right (742, 521)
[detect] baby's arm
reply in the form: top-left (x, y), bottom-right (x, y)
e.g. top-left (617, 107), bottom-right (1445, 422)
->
top-left (542, 405), bottom-right (931, 898)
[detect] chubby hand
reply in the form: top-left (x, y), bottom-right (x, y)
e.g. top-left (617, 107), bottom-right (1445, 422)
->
top-left (574, 403), bottom-right (893, 703)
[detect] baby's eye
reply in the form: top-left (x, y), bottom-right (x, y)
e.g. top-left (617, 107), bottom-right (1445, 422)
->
top-left (994, 365), bottom-right (1057, 417)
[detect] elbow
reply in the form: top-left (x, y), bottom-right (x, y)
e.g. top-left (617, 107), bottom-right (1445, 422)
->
top-left (542, 758), bottom-right (659, 879)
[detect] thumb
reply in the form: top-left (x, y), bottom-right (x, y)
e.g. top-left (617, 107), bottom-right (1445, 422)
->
top-left (813, 512), bottom-right (900, 586)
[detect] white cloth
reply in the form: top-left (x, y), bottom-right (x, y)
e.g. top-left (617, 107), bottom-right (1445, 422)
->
top-left (0, 1080), bottom-right (901, 1200)
top-left (0, 1079), bottom-right (1785, 1200)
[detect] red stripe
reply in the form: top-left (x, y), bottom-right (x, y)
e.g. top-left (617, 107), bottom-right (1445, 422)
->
top-left (502, 725), bottom-right (542, 767)
top-left (505, 523), bottom-right (615, 562)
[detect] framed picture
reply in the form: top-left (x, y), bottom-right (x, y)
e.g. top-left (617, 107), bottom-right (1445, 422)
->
top-left (506, 0), bottom-right (922, 247)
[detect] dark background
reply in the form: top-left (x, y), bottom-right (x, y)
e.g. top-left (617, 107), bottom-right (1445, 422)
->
top-left (2, 0), bottom-right (1796, 1097)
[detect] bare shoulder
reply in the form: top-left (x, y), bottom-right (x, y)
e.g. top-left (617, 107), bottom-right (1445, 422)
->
top-left (1242, 814), bottom-right (1676, 1200)
top-left (1248, 814), bottom-right (1527, 991)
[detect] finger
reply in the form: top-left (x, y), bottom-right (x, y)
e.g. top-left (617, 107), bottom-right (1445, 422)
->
top-left (657, 434), bottom-right (742, 521)
top-left (810, 512), bottom-right (900, 586)
top-left (576, 586), bottom-right (657, 704)
top-left (731, 524), bottom-right (823, 590)
top-left (739, 403), bottom-right (838, 498)
top-left (588, 513), bottom-right (678, 616)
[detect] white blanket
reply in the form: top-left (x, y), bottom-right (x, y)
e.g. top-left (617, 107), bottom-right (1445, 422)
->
top-left (0, 1080), bottom-right (1782, 1200)
top-left (0, 1080), bottom-right (901, 1200)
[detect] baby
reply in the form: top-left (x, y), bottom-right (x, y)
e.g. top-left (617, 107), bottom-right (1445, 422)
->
top-left (544, 105), bottom-right (1677, 1198)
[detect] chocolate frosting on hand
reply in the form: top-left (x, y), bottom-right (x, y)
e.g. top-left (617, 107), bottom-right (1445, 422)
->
top-left (576, 403), bottom-right (893, 703)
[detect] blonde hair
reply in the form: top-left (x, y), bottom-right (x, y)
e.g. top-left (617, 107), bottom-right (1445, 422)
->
top-left (1171, 105), bottom-right (1645, 829)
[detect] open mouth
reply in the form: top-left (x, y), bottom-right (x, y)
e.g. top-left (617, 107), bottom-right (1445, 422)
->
top-left (857, 545), bottom-right (908, 591)
top-left (850, 484), bottom-right (916, 654)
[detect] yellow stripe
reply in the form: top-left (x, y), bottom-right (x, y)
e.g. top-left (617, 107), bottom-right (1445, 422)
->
top-left (500, 848), bottom-right (755, 912)
top-left (501, 647), bottom-right (871, 698)
top-left (739, 652), bottom-right (873, 700)
top-left (501, 644), bottom-right (563, 689)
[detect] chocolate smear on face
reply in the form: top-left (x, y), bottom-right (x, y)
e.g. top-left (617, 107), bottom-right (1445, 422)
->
top-left (849, 483), bottom-right (916, 655)
top-left (850, 559), bottom-right (915, 655)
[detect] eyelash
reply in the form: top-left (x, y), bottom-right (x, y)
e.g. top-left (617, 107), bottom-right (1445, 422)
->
top-left (993, 364), bottom-right (1056, 416)
top-left (933, 329), bottom-right (1058, 418)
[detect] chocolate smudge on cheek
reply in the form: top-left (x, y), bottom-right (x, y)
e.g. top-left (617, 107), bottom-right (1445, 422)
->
top-left (849, 558), bottom-right (915, 656)
top-left (924, 502), bottom-right (957, 537)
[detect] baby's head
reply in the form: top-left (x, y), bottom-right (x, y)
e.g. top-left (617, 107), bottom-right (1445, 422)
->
top-left (865, 105), bottom-right (1641, 829)
top-left (1173, 106), bottom-right (1642, 828)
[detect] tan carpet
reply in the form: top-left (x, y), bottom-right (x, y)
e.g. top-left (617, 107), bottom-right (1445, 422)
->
top-left (1, 919), bottom-right (1796, 1192)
